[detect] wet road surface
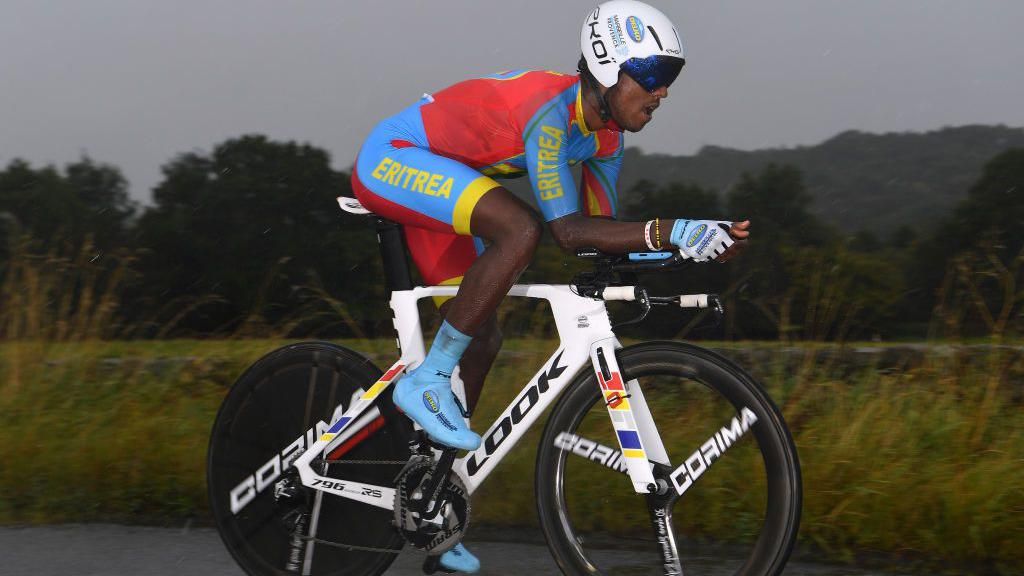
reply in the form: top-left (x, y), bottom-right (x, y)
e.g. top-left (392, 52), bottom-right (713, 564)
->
top-left (0, 525), bottom-right (898, 576)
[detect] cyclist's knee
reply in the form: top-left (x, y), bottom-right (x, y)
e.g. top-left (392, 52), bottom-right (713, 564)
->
top-left (505, 211), bottom-right (542, 260)
top-left (492, 203), bottom-right (541, 249)
top-left (521, 213), bottom-right (543, 248)
top-left (472, 187), bottom-right (542, 255)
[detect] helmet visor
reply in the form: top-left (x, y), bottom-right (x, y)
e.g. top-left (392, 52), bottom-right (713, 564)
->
top-left (620, 55), bottom-right (685, 92)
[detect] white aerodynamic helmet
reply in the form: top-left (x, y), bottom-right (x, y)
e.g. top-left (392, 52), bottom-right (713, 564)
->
top-left (580, 0), bottom-right (686, 90)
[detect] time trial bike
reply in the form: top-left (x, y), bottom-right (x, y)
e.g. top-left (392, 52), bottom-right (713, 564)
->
top-left (206, 197), bottom-right (802, 576)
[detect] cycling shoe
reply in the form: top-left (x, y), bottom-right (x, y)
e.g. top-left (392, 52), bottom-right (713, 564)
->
top-left (439, 543), bottom-right (480, 573)
top-left (393, 368), bottom-right (481, 451)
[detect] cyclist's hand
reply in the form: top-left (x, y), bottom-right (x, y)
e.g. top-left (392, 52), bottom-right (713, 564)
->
top-left (669, 219), bottom-right (735, 262)
top-left (716, 220), bottom-right (750, 263)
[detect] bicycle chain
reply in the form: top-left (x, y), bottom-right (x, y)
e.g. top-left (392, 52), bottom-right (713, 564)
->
top-left (324, 458), bottom-right (409, 466)
top-left (299, 535), bottom-right (403, 555)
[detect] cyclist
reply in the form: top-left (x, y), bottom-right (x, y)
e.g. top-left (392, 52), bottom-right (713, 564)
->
top-left (351, 1), bottom-right (748, 571)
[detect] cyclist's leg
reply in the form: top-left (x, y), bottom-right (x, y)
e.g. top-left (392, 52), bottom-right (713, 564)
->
top-left (352, 98), bottom-right (541, 336)
top-left (441, 187), bottom-right (541, 333)
top-left (451, 310), bottom-right (500, 413)
top-left (386, 185), bottom-right (542, 337)
top-left (408, 190), bottom-right (539, 414)
top-left (435, 186), bottom-right (547, 410)
top-left (401, 227), bottom-right (502, 414)
top-left (352, 124), bottom-right (539, 450)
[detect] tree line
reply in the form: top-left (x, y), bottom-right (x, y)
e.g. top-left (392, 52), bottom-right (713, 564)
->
top-left (616, 124), bottom-right (1024, 236)
top-left (1, 134), bottom-right (1022, 341)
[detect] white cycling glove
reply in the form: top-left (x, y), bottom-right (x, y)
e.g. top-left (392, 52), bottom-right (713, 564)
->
top-left (669, 219), bottom-right (735, 262)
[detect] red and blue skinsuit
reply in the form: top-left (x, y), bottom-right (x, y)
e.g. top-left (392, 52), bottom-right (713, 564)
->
top-left (352, 70), bottom-right (624, 286)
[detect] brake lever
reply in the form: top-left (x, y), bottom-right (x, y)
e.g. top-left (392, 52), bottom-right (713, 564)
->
top-left (612, 288), bottom-right (651, 329)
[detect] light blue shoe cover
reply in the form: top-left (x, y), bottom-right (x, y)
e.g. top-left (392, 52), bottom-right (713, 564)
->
top-left (439, 543), bottom-right (480, 573)
top-left (393, 369), bottom-right (481, 451)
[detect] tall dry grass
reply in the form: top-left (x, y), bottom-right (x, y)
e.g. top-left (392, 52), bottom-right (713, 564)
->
top-left (0, 237), bottom-right (375, 523)
top-left (786, 349), bottom-right (1022, 573)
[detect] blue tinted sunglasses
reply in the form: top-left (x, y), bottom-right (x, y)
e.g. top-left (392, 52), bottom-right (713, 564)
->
top-left (620, 55), bottom-right (685, 92)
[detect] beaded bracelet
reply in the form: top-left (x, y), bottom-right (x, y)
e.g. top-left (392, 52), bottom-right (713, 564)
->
top-left (644, 220), bottom-right (657, 250)
top-left (654, 218), bottom-right (663, 250)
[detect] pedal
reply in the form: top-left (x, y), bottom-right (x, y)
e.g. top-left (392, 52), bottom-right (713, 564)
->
top-left (410, 429), bottom-right (432, 448)
top-left (408, 431), bottom-right (457, 455)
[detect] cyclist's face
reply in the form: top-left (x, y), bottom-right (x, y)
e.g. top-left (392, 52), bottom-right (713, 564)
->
top-left (608, 71), bottom-right (669, 132)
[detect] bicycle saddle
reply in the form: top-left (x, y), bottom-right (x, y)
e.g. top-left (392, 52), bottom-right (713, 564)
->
top-left (337, 196), bottom-right (373, 216)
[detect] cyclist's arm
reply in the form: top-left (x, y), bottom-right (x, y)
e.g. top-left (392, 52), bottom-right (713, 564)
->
top-left (550, 215), bottom-right (751, 258)
top-left (548, 213), bottom-right (650, 253)
top-left (523, 110), bottom-right (643, 252)
top-left (524, 104), bottom-right (749, 256)
top-left (578, 135), bottom-right (623, 218)
top-left (524, 106), bottom-right (580, 222)
top-left (546, 139), bottom-right (652, 252)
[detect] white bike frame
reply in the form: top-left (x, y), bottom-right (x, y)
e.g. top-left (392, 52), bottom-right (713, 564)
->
top-left (291, 283), bottom-right (676, 512)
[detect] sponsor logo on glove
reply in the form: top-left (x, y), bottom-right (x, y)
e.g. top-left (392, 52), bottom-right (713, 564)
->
top-left (686, 224), bottom-right (708, 248)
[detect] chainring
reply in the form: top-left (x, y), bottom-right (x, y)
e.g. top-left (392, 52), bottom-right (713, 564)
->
top-left (393, 456), bottom-right (471, 554)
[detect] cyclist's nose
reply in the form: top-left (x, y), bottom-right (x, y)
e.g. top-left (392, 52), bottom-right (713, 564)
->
top-left (652, 85), bottom-right (668, 99)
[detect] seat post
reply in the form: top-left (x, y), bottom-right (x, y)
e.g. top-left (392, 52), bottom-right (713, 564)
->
top-left (374, 218), bottom-right (413, 294)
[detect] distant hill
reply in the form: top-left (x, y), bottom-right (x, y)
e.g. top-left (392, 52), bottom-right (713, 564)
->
top-left (616, 125), bottom-right (1024, 235)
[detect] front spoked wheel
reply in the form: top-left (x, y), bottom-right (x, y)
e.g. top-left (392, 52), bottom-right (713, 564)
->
top-left (536, 342), bottom-right (801, 576)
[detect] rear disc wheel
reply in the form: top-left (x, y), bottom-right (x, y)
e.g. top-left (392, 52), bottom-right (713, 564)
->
top-left (207, 342), bottom-right (411, 576)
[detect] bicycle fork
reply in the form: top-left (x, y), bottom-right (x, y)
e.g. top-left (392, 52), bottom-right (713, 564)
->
top-left (589, 337), bottom-right (670, 494)
top-left (646, 491), bottom-right (685, 576)
top-left (590, 338), bottom-right (685, 575)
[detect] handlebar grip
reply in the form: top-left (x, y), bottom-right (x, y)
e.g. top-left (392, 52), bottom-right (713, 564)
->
top-left (679, 294), bottom-right (710, 308)
top-left (601, 286), bottom-right (638, 301)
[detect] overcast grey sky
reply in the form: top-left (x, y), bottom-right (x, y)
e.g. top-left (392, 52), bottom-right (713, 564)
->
top-left (2, 0), bottom-right (1023, 203)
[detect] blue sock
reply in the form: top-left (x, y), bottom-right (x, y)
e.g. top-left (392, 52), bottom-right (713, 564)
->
top-left (418, 321), bottom-right (471, 379)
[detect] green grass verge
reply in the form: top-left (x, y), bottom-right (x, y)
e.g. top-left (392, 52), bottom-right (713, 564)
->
top-left (1, 339), bottom-right (1021, 573)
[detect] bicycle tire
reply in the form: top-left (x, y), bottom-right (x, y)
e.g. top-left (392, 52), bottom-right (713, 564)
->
top-left (535, 341), bottom-right (801, 576)
top-left (208, 341), bottom-right (411, 576)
